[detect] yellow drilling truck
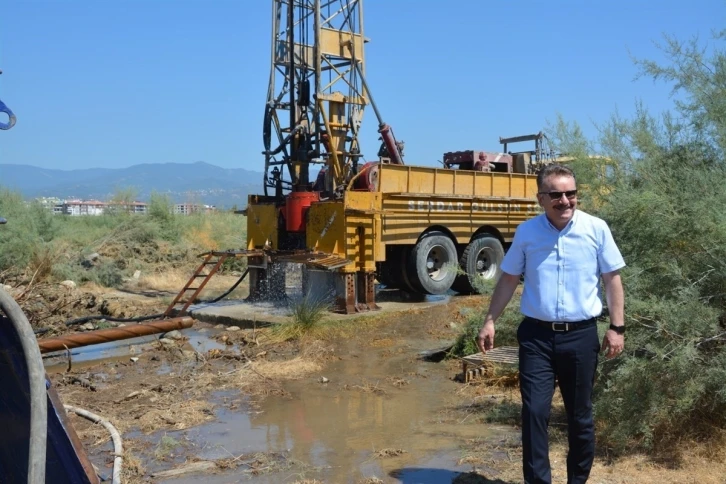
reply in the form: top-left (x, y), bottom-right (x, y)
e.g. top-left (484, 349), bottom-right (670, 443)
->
top-left (244, 1), bottom-right (554, 313)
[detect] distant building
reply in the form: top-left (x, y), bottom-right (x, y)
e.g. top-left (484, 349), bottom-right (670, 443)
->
top-left (62, 199), bottom-right (107, 216)
top-left (104, 200), bottom-right (148, 215)
top-left (32, 197), bottom-right (220, 216)
top-left (174, 203), bottom-right (216, 215)
top-left (43, 199), bottom-right (149, 216)
top-left (35, 197), bottom-right (62, 211)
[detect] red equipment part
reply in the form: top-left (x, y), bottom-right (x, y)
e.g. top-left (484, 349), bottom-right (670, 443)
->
top-left (285, 191), bottom-right (320, 232)
top-left (378, 124), bottom-right (404, 165)
top-left (354, 161), bottom-right (380, 191)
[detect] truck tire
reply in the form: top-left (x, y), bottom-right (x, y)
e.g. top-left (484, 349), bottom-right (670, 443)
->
top-left (452, 234), bottom-right (504, 294)
top-left (407, 232), bottom-right (458, 295)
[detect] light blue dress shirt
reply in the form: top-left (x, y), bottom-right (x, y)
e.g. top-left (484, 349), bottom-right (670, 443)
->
top-left (501, 210), bottom-right (626, 322)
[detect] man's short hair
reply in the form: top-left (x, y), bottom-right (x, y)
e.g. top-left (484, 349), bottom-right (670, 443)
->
top-left (537, 164), bottom-right (576, 191)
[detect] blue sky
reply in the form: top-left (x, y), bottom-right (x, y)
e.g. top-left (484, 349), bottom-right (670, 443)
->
top-left (0, 0), bottom-right (724, 172)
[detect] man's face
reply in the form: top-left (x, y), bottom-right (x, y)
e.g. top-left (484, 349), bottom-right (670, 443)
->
top-left (537, 174), bottom-right (577, 228)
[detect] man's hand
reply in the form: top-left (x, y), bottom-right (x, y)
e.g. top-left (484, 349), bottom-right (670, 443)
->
top-left (601, 329), bottom-right (624, 359)
top-left (601, 270), bottom-right (625, 359)
top-left (475, 272), bottom-right (520, 355)
top-left (477, 321), bottom-right (495, 354)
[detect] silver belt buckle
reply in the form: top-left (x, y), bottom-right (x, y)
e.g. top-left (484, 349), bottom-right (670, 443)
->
top-left (552, 322), bottom-right (569, 332)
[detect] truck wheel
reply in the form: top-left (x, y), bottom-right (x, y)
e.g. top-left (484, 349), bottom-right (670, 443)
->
top-left (452, 234), bottom-right (504, 294)
top-left (407, 232), bottom-right (457, 295)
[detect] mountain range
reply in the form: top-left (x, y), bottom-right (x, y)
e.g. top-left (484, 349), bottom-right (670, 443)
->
top-left (0, 161), bottom-right (266, 209)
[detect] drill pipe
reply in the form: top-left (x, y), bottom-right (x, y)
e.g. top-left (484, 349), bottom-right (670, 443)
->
top-left (38, 317), bottom-right (194, 354)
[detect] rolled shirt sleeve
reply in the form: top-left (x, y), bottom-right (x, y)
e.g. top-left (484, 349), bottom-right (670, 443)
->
top-left (597, 220), bottom-right (626, 274)
top-left (501, 227), bottom-right (525, 276)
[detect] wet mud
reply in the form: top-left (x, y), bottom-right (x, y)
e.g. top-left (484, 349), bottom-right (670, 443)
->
top-left (48, 292), bottom-right (516, 483)
top-left (157, 312), bottom-right (495, 483)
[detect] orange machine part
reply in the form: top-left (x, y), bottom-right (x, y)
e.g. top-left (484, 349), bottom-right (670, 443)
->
top-left (285, 191), bottom-right (320, 232)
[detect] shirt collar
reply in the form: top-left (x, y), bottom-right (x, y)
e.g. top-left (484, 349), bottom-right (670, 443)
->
top-left (543, 209), bottom-right (578, 233)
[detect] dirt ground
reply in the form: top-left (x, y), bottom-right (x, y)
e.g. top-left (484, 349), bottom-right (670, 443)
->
top-left (27, 279), bottom-right (726, 483)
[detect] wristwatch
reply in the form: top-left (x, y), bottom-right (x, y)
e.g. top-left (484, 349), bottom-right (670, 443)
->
top-left (609, 323), bottom-right (626, 334)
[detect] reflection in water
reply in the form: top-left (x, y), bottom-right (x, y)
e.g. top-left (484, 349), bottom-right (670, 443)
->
top-left (241, 336), bottom-right (487, 482)
top-left (161, 323), bottom-right (497, 483)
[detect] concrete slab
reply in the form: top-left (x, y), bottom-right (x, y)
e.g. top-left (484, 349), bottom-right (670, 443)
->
top-left (186, 288), bottom-right (453, 328)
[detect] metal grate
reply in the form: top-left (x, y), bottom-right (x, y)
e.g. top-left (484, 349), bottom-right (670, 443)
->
top-left (461, 346), bottom-right (519, 383)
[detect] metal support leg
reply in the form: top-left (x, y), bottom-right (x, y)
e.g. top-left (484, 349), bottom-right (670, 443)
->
top-left (357, 271), bottom-right (380, 311)
top-left (335, 272), bottom-right (357, 314)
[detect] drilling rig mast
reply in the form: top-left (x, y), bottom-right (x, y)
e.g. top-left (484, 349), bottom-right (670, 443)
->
top-left (263, 0), bottom-right (369, 200)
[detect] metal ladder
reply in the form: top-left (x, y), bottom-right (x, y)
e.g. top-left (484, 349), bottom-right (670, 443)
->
top-left (163, 252), bottom-right (230, 317)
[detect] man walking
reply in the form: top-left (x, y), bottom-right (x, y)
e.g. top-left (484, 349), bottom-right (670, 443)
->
top-left (477, 164), bottom-right (625, 484)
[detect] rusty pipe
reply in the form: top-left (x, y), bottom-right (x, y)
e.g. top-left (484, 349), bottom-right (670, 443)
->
top-left (38, 317), bottom-right (194, 354)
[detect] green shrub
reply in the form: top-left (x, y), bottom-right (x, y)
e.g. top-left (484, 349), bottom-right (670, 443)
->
top-left (548, 31), bottom-right (726, 457)
top-left (0, 185), bottom-right (248, 288)
top-left (148, 192), bottom-right (182, 242)
top-left (0, 189), bottom-right (61, 275)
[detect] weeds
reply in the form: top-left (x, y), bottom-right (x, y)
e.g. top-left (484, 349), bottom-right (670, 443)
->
top-left (373, 448), bottom-right (407, 458)
top-left (271, 290), bottom-right (333, 341)
top-left (479, 398), bottom-right (521, 426)
top-left (0, 187), bottom-right (246, 289)
top-left (154, 435), bottom-right (182, 460)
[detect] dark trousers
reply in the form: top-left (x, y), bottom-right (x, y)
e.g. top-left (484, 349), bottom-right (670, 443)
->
top-left (517, 318), bottom-right (600, 484)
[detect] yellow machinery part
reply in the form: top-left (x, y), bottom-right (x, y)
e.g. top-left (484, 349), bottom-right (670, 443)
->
top-left (246, 203), bottom-right (278, 250)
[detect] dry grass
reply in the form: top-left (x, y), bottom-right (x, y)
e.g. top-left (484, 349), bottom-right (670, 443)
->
top-left (373, 448), bottom-right (407, 458)
top-left (454, 390), bottom-right (726, 484)
top-left (369, 337), bottom-right (395, 347)
top-left (221, 451), bottom-right (312, 477)
top-left (386, 376), bottom-right (410, 387)
top-left (132, 268), bottom-right (249, 305)
top-left (194, 340), bottom-right (331, 399)
top-left (121, 448), bottom-right (146, 483)
top-left (585, 452), bottom-right (726, 484)
top-left (136, 269), bottom-right (191, 292)
top-left (461, 360), bottom-right (520, 388)
top-left (137, 399), bottom-right (214, 433)
top-left (245, 357), bottom-right (322, 381)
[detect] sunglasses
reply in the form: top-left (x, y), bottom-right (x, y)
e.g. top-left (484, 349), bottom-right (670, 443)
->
top-left (538, 190), bottom-right (578, 201)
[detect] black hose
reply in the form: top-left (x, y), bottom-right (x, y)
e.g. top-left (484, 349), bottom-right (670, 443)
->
top-left (199, 269), bottom-right (248, 304)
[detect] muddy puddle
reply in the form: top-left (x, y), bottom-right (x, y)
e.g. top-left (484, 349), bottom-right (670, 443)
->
top-left (142, 311), bottom-right (506, 483)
